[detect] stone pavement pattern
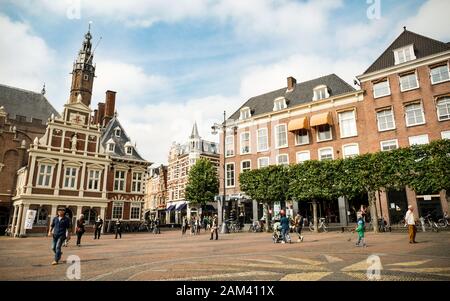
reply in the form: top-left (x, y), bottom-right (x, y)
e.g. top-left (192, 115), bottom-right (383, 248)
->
top-left (0, 229), bottom-right (449, 281)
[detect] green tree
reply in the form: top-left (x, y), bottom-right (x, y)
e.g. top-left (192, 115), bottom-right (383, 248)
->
top-left (289, 159), bottom-right (342, 232)
top-left (239, 165), bottom-right (289, 232)
top-left (185, 158), bottom-right (219, 209)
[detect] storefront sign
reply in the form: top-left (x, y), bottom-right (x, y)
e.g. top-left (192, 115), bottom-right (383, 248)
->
top-left (24, 209), bottom-right (37, 230)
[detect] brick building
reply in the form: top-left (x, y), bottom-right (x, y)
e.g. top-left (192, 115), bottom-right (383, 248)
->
top-left (166, 122), bottom-right (219, 224)
top-left (0, 84), bottom-right (59, 233)
top-left (220, 74), bottom-right (365, 225)
top-left (144, 164), bottom-right (168, 223)
top-left (10, 28), bottom-right (150, 236)
top-left (357, 28), bottom-right (450, 223)
top-left (220, 28), bottom-right (450, 227)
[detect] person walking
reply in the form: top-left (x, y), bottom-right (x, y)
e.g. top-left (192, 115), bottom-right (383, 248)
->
top-left (115, 219), bottom-right (122, 239)
top-left (210, 214), bottom-right (218, 240)
top-left (355, 216), bottom-right (367, 247)
top-left (196, 217), bottom-right (201, 235)
top-left (181, 217), bottom-right (187, 235)
top-left (294, 212), bottom-right (304, 242)
top-left (75, 214), bottom-right (85, 247)
top-left (47, 208), bottom-right (72, 265)
top-left (280, 210), bottom-right (291, 244)
top-left (203, 215), bottom-right (208, 232)
top-left (405, 205), bottom-right (417, 244)
top-left (154, 218), bottom-right (161, 234)
top-left (190, 217), bottom-right (195, 236)
top-left (93, 216), bottom-right (103, 239)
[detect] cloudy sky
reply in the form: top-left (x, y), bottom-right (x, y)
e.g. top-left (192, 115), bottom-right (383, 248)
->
top-left (1, 0), bottom-right (449, 164)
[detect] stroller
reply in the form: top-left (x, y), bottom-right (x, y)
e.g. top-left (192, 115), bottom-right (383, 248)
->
top-left (272, 221), bottom-right (291, 243)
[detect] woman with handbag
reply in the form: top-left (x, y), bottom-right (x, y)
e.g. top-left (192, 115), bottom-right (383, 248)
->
top-left (75, 214), bottom-right (85, 247)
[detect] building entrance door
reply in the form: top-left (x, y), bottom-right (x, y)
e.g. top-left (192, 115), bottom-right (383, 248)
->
top-left (387, 189), bottom-right (408, 224)
top-left (417, 196), bottom-right (442, 220)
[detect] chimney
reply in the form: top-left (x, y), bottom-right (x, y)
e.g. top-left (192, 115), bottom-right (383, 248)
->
top-left (103, 90), bottom-right (116, 125)
top-left (93, 109), bottom-right (98, 125)
top-left (287, 76), bottom-right (297, 91)
top-left (97, 102), bottom-right (105, 125)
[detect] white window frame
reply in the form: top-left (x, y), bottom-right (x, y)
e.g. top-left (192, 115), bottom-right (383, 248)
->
top-left (239, 107), bottom-right (251, 120)
top-left (441, 131), bottom-right (450, 140)
top-left (313, 85), bottom-right (329, 101)
top-left (430, 64), bottom-right (450, 85)
top-left (316, 124), bottom-right (333, 142)
top-left (376, 108), bottom-right (396, 132)
top-left (273, 97), bottom-right (287, 111)
top-left (294, 129), bottom-right (309, 146)
top-left (225, 135), bottom-right (235, 157)
top-left (36, 163), bottom-right (54, 188)
top-left (225, 163), bottom-right (235, 188)
top-left (241, 160), bottom-right (251, 173)
top-left (107, 142), bottom-right (115, 152)
top-left (318, 147), bottom-right (334, 161)
top-left (132, 172), bottom-right (143, 193)
top-left (342, 143), bottom-right (360, 159)
top-left (240, 132), bottom-right (251, 155)
top-left (436, 97), bottom-right (450, 121)
top-left (276, 154), bottom-right (289, 166)
top-left (404, 102), bottom-right (426, 127)
top-left (373, 79), bottom-right (391, 98)
top-left (258, 157), bottom-right (270, 169)
top-left (380, 139), bottom-right (399, 152)
top-left (394, 45), bottom-right (416, 65)
top-left (257, 128), bottom-right (269, 152)
top-left (126, 146), bottom-right (133, 155)
top-left (338, 110), bottom-right (358, 138)
top-left (114, 169), bottom-right (127, 192)
top-left (112, 202), bottom-right (124, 220)
top-left (63, 166), bottom-right (78, 190)
top-left (399, 72), bottom-right (419, 92)
top-left (274, 124), bottom-right (288, 149)
top-left (409, 134), bottom-right (429, 146)
top-left (87, 169), bottom-right (101, 191)
top-left (130, 202), bottom-right (141, 221)
top-left (296, 151), bottom-right (311, 163)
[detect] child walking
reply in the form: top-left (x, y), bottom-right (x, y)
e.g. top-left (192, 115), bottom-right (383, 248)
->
top-left (355, 217), bottom-right (367, 247)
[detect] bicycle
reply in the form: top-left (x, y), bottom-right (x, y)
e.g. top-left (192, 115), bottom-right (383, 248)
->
top-left (308, 217), bottom-right (328, 232)
top-left (437, 215), bottom-right (449, 228)
top-left (423, 214), bottom-right (439, 232)
top-left (248, 220), bottom-right (263, 233)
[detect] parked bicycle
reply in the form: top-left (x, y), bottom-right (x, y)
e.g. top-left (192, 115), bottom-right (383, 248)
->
top-left (248, 220), bottom-right (263, 232)
top-left (438, 213), bottom-right (449, 228)
top-left (423, 214), bottom-right (439, 232)
top-left (227, 219), bottom-right (241, 233)
top-left (309, 217), bottom-right (328, 232)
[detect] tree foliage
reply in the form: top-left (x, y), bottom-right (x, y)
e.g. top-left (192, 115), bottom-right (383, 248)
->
top-left (185, 158), bottom-right (219, 206)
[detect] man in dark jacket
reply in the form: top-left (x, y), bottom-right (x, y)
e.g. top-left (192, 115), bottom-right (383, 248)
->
top-left (94, 216), bottom-right (103, 239)
top-left (47, 208), bottom-right (72, 265)
top-left (280, 210), bottom-right (291, 244)
top-left (115, 219), bottom-right (122, 239)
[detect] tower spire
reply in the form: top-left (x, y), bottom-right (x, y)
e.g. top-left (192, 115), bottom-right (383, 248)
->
top-left (68, 24), bottom-right (96, 106)
top-left (190, 121), bottom-right (200, 138)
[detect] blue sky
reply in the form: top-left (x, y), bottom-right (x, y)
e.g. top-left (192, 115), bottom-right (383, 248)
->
top-left (0, 0), bottom-right (449, 164)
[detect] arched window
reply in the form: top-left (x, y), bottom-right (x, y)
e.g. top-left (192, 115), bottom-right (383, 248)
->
top-left (34, 208), bottom-right (48, 225)
top-left (83, 209), bottom-right (97, 225)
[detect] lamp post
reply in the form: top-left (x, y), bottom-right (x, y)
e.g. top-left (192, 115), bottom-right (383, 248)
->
top-left (211, 111), bottom-right (236, 234)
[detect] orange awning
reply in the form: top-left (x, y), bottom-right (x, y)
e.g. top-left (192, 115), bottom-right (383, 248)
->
top-left (310, 112), bottom-right (333, 127)
top-left (288, 117), bottom-right (309, 131)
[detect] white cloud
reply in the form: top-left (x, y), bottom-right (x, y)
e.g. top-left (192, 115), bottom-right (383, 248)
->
top-left (92, 60), bottom-right (169, 104)
top-left (402, 0), bottom-right (450, 41)
top-left (0, 14), bottom-right (56, 91)
top-left (118, 94), bottom-right (242, 165)
top-left (239, 53), bottom-right (366, 100)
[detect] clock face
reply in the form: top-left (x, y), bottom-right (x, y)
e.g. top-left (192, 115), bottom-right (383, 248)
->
top-left (69, 113), bottom-right (86, 125)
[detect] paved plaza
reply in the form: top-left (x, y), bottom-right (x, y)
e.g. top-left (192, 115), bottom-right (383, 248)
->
top-left (0, 229), bottom-right (449, 281)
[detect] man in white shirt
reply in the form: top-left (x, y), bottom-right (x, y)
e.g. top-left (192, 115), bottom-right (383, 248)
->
top-left (405, 205), bottom-right (417, 244)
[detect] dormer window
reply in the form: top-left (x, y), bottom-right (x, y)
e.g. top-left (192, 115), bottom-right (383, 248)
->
top-left (125, 141), bottom-right (133, 155)
top-left (106, 138), bottom-right (115, 153)
top-left (240, 107), bottom-right (252, 120)
top-left (114, 127), bottom-right (121, 137)
top-left (273, 97), bottom-right (287, 111)
top-left (394, 45), bottom-right (416, 65)
top-left (313, 85), bottom-right (329, 101)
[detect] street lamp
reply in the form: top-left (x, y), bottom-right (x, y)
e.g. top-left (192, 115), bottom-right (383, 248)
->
top-left (211, 111), bottom-right (237, 234)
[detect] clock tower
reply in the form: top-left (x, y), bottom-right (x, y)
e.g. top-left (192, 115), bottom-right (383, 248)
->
top-left (69, 25), bottom-right (95, 107)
